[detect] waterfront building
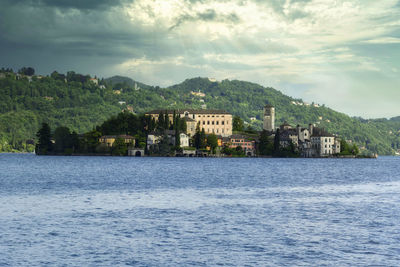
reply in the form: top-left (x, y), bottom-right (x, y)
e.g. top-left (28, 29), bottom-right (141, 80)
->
top-left (146, 131), bottom-right (190, 150)
top-left (310, 128), bottom-right (336, 157)
top-left (145, 109), bottom-right (233, 137)
top-left (99, 135), bottom-right (135, 147)
top-left (229, 134), bottom-right (256, 156)
top-left (276, 120), bottom-right (339, 157)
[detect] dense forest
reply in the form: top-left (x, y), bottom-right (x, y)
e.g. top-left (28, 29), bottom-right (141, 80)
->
top-left (0, 67), bottom-right (399, 155)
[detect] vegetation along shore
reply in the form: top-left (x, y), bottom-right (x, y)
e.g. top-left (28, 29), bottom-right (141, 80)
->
top-left (0, 67), bottom-right (398, 156)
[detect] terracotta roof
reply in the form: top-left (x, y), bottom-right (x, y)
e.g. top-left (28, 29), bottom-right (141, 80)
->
top-left (145, 109), bottom-right (231, 115)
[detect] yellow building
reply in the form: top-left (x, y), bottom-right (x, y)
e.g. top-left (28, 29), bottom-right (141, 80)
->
top-left (99, 135), bottom-right (135, 147)
top-left (145, 109), bottom-right (233, 137)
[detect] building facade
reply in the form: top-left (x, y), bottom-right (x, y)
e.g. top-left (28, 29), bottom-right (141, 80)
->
top-left (263, 105), bottom-right (275, 132)
top-left (145, 109), bottom-right (233, 137)
top-left (229, 134), bottom-right (256, 156)
top-left (99, 135), bottom-right (135, 147)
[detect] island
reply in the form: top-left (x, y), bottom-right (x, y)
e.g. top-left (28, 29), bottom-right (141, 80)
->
top-left (35, 105), bottom-right (368, 158)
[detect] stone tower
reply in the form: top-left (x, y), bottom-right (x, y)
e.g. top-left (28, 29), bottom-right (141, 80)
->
top-left (263, 104), bottom-right (275, 132)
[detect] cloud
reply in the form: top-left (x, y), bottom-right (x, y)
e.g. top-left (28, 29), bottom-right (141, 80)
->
top-left (1, 0), bottom-right (127, 10)
top-left (362, 37), bottom-right (400, 44)
top-left (170, 9), bottom-right (240, 29)
top-left (1, 0), bottom-right (400, 117)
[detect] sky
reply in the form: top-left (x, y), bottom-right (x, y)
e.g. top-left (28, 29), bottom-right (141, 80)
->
top-left (0, 0), bottom-right (399, 118)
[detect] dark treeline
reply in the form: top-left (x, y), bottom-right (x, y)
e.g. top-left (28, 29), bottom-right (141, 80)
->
top-left (35, 111), bottom-right (188, 156)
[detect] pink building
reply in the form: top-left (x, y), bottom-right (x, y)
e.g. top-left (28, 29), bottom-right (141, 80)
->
top-left (229, 135), bottom-right (256, 156)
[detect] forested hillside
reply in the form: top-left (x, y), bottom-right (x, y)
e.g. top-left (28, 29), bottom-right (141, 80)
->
top-left (0, 69), bottom-right (399, 154)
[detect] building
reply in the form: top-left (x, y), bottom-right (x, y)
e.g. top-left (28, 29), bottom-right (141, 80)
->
top-left (275, 121), bottom-right (339, 157)
top-left (89, 78), bottom-right (99, 85)
top-left (191, 90), bottom-right (206, 97)
top-left (310, 128), bottom-right (336, 157)
top-left (146, 131), bottom-right (190, 150)
top-left (145, 109), bottom-right (233, 137)
top-left (128, 148), bottom-right (145, 157)
top-left (183, 117), bottom-right (197, 137)
top-left (99, 135), bottom-right (135, 147)
top-left (263, 105), bottom-right (275, 132)
top-left (229, 134), bottom-right (256, 156)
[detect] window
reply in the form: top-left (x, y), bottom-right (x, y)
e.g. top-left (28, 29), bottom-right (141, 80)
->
top-left (212, 121), bottom-right (214, 125)
top-left (216, 121), bottom-right (219, 125)
top-left (216, 129), bottom-right (219, 133)
top-left (325, 138), bottom-right (327, 142)
top-left (207, 121), bottom-right (210, 125)
top-left (222, 129), bottom-right (224, 133)
top-left (222, 121), bottom-right (225, 125)
top-left (203, 121), bottom-right (205, 125)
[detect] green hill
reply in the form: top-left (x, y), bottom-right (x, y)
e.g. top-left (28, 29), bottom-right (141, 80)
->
top-left (0, 70), bottom-right (399, 154)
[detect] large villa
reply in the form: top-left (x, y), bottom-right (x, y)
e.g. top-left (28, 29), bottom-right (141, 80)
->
top-left (145, 109), bottom-right (233, 137)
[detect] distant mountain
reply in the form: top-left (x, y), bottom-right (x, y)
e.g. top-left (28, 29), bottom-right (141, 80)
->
top-left (0, 71), bottom-right (399, 154)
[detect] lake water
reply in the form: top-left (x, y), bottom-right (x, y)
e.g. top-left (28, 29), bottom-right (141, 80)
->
top-left (0, 154), bottom-right (399, 266)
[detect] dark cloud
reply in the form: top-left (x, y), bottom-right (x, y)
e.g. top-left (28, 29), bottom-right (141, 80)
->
top-left (1, 0), bottom-right (129, 10)
top-left (170, 9), bottom-right (240, 29)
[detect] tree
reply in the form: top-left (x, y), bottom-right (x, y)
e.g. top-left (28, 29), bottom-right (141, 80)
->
top-left (273, 128), bottom-right (280, 155)
top-left (175, 127), bottom-right (181, 148)
top-left (206, 134), bottom-right (218, 154)
top-left (53, 126), bottom-right (71, 153)
top-left (351, 144), bottom-right (359, 155)
top-left (84, 129), bottom-right (102, 153)
top-left (164, 111), bottom-right (170, 129)
top-left (194, 122), bottom-right (202, 149)
top-left (258, 130), bottom-right (273, 155)
top-left (233, 116), bottom-right (244, 132)
top-left (158, 111), bottom-right (165, 130)
top-left (18, 67), bottom-right (35, 76)
top-left (112, 137), bottom-right (127, 156)
top-left (36, 122), bottom-right (52, 155)
top-left (70, 131), bottom-right (80, 152)
top-left (158, 134), bottom-right (172, 156)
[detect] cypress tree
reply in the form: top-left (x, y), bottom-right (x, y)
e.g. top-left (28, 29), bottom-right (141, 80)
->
top-left (273, 128), bottom-right (280, 155)
top-left (164, 111), bottom-right (169, 129)
top-left (158, 111), bottom-right (164, 130)
top-left (36, 122), bottom-right (52, 155)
